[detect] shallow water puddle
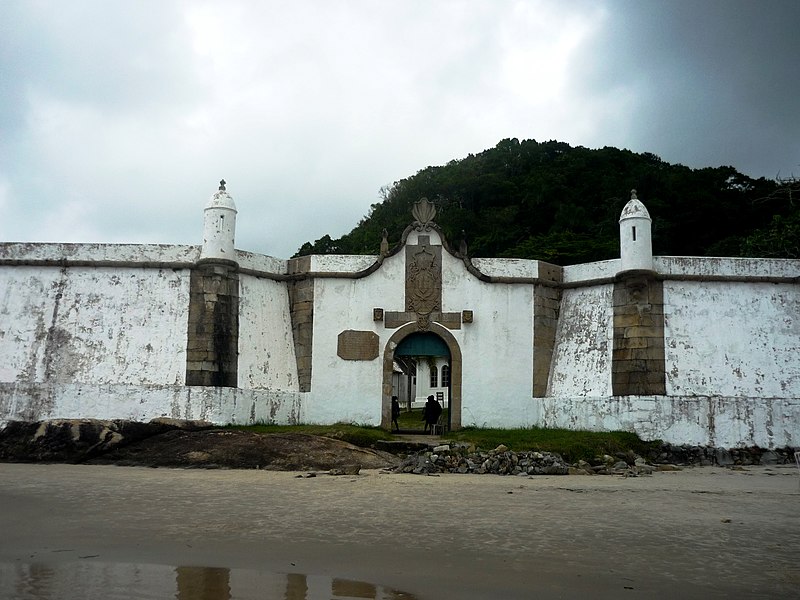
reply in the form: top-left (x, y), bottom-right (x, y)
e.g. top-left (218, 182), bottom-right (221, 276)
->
top-left (1, 562), bottom-right (416, 599)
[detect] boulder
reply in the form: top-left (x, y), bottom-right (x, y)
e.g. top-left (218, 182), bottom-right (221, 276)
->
top-left (0, 418), bottom-right (197, 463)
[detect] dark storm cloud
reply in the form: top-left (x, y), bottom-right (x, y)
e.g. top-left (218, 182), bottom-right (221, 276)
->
top-left (0, 0), bottom-right (797, 258)
top-left (573, 0), bottom-right (800, 178)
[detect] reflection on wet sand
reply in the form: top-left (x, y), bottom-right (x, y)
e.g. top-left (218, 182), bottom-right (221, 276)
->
top-left (3, 562), bottom-right (416, 600)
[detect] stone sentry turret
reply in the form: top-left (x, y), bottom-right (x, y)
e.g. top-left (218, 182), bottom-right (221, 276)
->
top-left (186, 180), bottom-right (240, 387)
top-left (612, 190), bottom-right (665, 396)
top-left (200, 179), bottom-right (238, 264)
top-left (618, 189), bottom-right (654, 273)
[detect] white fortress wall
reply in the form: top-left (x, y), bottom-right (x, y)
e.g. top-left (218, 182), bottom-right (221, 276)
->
top-left (237, 274), bottom-right (299, 391)
top-left (470, 257), bottom-right (540, 279)
top-left (443, 253), bottom-right (538, 428)
top-left (663, 280), bottom-right (800, 398)
top-left (539, 395), bottom-right (797, 448)
top-left (0, 382), bottom-right (305, 426)
top-left (303, 252), bottom-right (405, 425)
top-left (562, 259), bottom-right (619, 284)
top-left (0, 264), bottom-right (190, 386)
top-left (310, 254), bottom-right (379, 273)
top-left (655, 255), bottom-right (800, 279)
top-left (0, 242), bottom-right (200, 265)
top-left (546, 284), bottom-right (613, 397)
top-left (236, 250), bottom-right (288, 275)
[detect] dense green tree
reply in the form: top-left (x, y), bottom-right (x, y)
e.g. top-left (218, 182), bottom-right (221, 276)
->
top-left (739, 177), bottom-right (800, 258)
top-left (294, 139), bottom-right (793, 265)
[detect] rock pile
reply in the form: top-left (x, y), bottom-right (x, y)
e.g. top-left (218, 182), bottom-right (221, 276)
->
top-left (394, 444), bottom-right (570, 476)
top-left (391, 445), bottom-right (685, 476)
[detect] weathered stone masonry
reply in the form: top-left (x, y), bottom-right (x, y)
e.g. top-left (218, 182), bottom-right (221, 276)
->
top-left (533, 281), bottom-right (562, 398)
top-left (185, 262), bottom-right (239, 387)
top-left (612, 272), bottom-right (666, 396)
top-left (287, 256), bottom-right (314, 392)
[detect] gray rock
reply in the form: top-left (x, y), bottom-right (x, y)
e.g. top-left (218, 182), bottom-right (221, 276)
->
top-left (329, 465), bottom-right (360, 476)
top-left (760, 450), bottom-right (779, 465)
top-left (0, 418), bottom-right (191, 463)
top-left (568, 466), bottom-right (591, 475)
top-left (714, 448), bottom-right (734, 466)
top-left (657, 464), bottom-right (682, 471)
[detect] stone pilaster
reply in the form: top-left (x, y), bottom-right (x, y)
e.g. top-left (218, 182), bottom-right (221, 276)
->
top-left (612, 272), bottom-right (666, 395)
top-left (185, 262), bottom-right (239, 387)
top-left (533, 283), bottom-right (561, 397)
top-left (288, 256), bottom-right (313, 392)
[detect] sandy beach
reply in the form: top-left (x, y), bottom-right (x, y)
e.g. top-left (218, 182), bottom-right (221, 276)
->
top-left (1, 463), bottom-right (798, 599)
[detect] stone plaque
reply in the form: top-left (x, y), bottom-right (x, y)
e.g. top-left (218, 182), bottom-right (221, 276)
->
top-left (462, 310), bottom-right (473, 323)
top-left (373, 307), bottom-right (384, 321)
top-left (337, 330), bottom-right (379, 361)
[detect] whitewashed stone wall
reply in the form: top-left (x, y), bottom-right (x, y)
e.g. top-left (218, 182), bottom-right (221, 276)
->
top-left (0, 382), bottom-right (304, 425)
top-left (304, 251), bottom-right (403, 425)
top-left (546, 285), bottom-right (613, 397)
top-left (1, 239), bottom-right (799, 449)
top-left (444, 252), bottom-right (537, 428)
top-left (0, 265), bottom-right (190, 385)
top-left (538, 395), bottom-right (798, 448)
top-left (664, 280), bottom-right (800, 398)
top-left (237, 274), bottom-right (298, 391)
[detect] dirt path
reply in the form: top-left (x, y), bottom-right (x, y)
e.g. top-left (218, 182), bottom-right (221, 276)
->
top-left (1, 464), bottom-right (798, 599)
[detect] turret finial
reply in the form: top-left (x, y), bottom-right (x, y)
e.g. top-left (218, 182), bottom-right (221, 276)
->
top-left (219, 179), bottom-right (226, 191)
top-left (631, 189), bottom-right (637, 200)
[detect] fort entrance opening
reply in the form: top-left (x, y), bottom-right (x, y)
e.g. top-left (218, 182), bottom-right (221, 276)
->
top-left (382, 325), bottom-right (462, 432)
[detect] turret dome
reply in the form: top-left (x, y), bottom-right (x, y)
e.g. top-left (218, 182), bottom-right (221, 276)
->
top-left (206, 179), bottom-right (237, 211)
top-left (619, 190), bottom-right (651, 221)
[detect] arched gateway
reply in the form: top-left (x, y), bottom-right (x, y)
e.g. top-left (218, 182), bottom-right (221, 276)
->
top-left (382, 323), bottom-right (462, 430)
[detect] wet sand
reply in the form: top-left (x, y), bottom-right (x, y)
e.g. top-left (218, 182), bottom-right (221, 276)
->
top-left (1, 463), bottom-right (798, 599)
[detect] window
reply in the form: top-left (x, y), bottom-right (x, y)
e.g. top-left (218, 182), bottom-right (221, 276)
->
top-left (430, 365), bottom-right (438, 388)
top-left (441, 364), bottom-right (450, 387)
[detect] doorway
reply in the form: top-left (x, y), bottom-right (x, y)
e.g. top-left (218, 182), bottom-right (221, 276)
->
top-left (382, 323), bottom-right (462, 431)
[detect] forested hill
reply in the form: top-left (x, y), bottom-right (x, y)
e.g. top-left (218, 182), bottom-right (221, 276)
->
top-left (295, 138), bottom-right (799, 265)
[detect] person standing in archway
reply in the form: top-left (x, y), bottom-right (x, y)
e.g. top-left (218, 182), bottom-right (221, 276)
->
top-left (391, 396), bottom-right (401, 432)
top-left (422, 395), bottom-right (442, 433)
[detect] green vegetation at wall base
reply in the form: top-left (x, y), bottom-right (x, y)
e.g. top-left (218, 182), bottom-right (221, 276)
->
top-left (230, 423), bottom-right (660, 463)
top-left (443, 426), bottom-right (661, 463)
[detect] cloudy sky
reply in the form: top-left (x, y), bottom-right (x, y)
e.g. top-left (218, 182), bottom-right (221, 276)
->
top-left (1, 0), bottom-right (798, 259)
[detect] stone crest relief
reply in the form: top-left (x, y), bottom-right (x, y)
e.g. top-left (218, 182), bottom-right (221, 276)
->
top-left (406, 239), bottom-right (442, 328)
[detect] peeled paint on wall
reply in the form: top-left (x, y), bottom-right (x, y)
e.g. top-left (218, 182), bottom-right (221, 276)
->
top-left (0, 266), bottom-right (190, 386)
top-left (0, 382), bottom-right (305, 426)
top-left (0, 242), bottom-right (199, 265)
top-left (539, 395), bottom-right (798, 449)
top-left (237, 274), bottom-right (299, 391)
top-left (664, 281), bottom-right (800, 398)
top-left (547, 285), bottom-right (613, 397)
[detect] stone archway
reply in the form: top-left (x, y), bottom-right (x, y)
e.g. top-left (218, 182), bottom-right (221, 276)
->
top-left (382, 322), bottom-right (462, 430)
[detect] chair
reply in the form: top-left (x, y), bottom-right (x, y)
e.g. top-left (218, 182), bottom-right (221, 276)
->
top-left (431, 415), bottom-right (445, 436)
